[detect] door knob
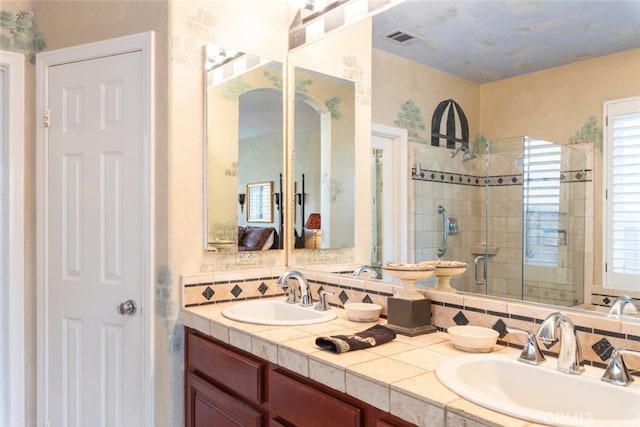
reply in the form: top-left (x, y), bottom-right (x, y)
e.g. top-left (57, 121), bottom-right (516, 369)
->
top-left (118, 299), bottom-right (137, 316)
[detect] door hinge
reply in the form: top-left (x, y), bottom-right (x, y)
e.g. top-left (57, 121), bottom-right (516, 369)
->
top-left (43, 108), bottom-right (50, 128)
top-left (606, 115), bottom-right (608, 126)
top-left (605, 262), bottom-right (608, 273)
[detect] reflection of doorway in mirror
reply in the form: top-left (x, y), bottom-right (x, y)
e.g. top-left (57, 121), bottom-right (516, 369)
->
top-left (371, 124), bottom-right (409, 265)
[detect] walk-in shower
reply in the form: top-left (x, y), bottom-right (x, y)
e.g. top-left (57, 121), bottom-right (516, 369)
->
top-left (412, 136), bottom-right (591, 307)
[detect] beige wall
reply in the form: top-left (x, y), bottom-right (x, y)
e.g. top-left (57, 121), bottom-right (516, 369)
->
top-left (480, 48), bottom-right (640, 143)
top-left (372, 48), bottom-right (481, 141)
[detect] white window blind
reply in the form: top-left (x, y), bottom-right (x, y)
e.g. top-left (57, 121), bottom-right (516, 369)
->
top-left (523, 138), bottom-right (562, 267)
top-left (604, 97), bottom-right (640, 290)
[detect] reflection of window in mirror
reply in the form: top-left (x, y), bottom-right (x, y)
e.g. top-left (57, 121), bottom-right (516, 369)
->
top-left (603, 97), bottom-right (640, 291)
top-left (247, 181), bottom-right (273, 223)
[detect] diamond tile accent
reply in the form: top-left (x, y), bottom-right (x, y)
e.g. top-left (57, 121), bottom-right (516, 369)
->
top-left (339, 290), bottom-right (349, 304)
top-left (493, 319), bottom-right (508, 338)
top-left (603, 297), bottom-right (611, 305)
top-left (498, 177), bottom-right (504, 184)
top-left (592, 337), bottom-right (614, 361)
top-left (362, 295), bottom-right (373, 304)
top-left (511, 176), bottom-right (518, 183)
top-left (575, 172), bottom-right (583, 180)
top-left (257, 282), bottom-right (268, 295)
top-left (453, 311), bottom-right (469, 325)
top-left (202, 286), bottom-right (215, 301)
top-left (231, 284), bottom-right (243, 298)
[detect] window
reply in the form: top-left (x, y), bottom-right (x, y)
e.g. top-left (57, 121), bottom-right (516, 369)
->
top-left (523, 138), bottom-right (562, 267)
top-left (603, 97), bottom-right (640, 290)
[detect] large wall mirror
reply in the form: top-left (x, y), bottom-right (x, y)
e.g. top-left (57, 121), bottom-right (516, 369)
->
top-left (301, 0), bottom-right (640, 316)
top-left (204, 44), bottom-right (285, 252)
top-left (369, 0), bottom-right (640, 312)
top-left (292, 66), bottom-right (356, 250)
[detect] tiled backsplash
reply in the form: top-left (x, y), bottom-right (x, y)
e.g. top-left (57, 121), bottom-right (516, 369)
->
top-left (182, 267), bottom-right (640, 373)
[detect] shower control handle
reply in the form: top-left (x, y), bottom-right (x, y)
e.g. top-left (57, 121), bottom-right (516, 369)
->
top-left (436, 205), bottom-right (448, 257)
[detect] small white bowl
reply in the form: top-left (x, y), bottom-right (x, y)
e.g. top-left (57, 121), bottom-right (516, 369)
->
top-left (344, 303), bottom-right (382, 322)
top-left (447, 325), bottom-right (499, 353)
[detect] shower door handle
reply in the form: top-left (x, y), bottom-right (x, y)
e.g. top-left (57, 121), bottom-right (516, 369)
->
top-left (474, 255), bottom-right (487, 286)
top-left (436, 205), bottom-right (448, 257)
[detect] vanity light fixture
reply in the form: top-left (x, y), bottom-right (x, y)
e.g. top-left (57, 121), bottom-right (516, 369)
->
top-left (238, 193), bottom-right (246, 212)
top-left (305, 213), bottom-right (321, 248)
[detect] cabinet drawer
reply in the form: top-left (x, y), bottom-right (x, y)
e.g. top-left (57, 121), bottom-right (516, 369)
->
top-left (270, 369), bottom-right (364, 427)
top-left (187, 332), bottom-right (265, 403)
top-left (186, 372), bottom-right (264, 427)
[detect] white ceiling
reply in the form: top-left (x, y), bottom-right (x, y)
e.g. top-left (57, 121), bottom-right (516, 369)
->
top-left (372, 0), bottom-right (640, 83)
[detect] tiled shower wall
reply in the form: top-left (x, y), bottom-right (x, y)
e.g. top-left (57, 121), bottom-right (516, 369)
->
top-left (411, 140), bottom-right (592, 307)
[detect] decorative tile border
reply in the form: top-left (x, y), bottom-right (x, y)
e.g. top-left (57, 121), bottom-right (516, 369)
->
top-left (182, 268), bottom-right (640, 372)
top-left (411, 167), bottom-right (592, 187)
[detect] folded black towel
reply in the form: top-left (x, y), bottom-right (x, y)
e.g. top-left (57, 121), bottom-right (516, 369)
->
top-left (315, 325), bottom-right (397, 354)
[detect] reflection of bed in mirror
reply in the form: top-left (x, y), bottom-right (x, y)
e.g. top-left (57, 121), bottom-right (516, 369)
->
top-left (237, 226), bottom-right (279, 251)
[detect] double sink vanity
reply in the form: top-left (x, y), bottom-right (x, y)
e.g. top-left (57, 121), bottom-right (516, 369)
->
top-left (182, 270), bottom-right (640, 427)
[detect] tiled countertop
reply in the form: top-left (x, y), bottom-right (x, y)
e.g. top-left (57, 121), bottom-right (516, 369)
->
top-left (182, 303), bottom-right (549, 427)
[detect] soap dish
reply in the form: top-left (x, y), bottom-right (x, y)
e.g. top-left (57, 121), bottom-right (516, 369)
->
top-left (447, 325), bottom-right (499, 353)
top-left (344, 303), bottom-right (382, 322)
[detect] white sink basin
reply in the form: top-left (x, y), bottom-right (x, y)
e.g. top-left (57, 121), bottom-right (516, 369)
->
top-left (436, 353), bottom-right (640, 427)
top-left (221, 299), bottom-right (337, 325)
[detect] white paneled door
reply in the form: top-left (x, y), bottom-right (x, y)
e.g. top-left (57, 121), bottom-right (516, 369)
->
top-left (44, 50), bottom-right (145, 427)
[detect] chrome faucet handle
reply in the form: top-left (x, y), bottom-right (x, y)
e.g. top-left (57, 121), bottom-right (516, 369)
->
top-left (507, 326), bottom-right (546, 365)
top-left (278, 280), bottom-right (299, 304)
top-left (601, 348), bottom-right (640, 386)
top-left (315, 289), bottom-right (334, 311)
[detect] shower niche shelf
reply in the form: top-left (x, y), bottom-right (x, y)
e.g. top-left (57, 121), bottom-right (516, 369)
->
top-left (470, 244), bottom-right (499, 257)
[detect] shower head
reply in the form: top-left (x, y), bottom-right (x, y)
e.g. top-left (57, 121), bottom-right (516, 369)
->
top-left (450, 145), bottom-right (468, 158)
top-left (462, 150), bottom-right (476, 162)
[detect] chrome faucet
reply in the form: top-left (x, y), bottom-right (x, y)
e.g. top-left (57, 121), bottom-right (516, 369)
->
top-left (277, 271), bottom-right (314, 307)
top-left (608, 295), bottom-right (638, 317)
top-left (601, 348), bottom-right (640, 386)
top-left (506, 326), bottom-right (546, 365)
top-left (536, 312), bottom-right (584, 375)
top-left (353, 265), bottom-right (378, 279)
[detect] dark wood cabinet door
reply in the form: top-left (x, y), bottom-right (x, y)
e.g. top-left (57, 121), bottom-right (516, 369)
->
top-left (186, 372), bottom-right (264, 427)
top-left (269, 369), bottom-right (365, 427)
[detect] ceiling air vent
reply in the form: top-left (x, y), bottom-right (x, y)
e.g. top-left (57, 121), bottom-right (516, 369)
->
top-left (385, 30), bottom-right (422, 44)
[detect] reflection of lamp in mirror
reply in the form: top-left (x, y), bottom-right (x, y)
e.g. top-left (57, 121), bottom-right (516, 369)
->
top-left (304, 213), bottom-right (321, 248)
top-left (238, 193), bottom-right (246, 213)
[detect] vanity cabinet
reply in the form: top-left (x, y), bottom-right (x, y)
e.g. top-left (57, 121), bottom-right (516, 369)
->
top-left (185, 327), bottom-right (414, 427)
